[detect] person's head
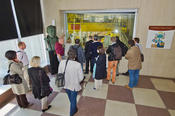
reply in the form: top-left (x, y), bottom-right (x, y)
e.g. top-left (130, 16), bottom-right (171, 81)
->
top-left (47, 25), bottom-right (56, 38)
top-left (128, 40), bottom-right (135, 47)
top-left (5, 50), bottom-right (17, 60)
top-left (134, 37), bottom-right (140, 43)
top-left (68, 48), bottom-right (76, 60)
top-left (18, 42), bottom-right (26, 50)
top-left (59, 37), bottom-right (64, 45)
top-left (111, 37), bottom-right (116, 42)
top-left (89, 36), bottom-right (93, 40)
top-left (30, 56), bottom-right (40, 67)
top-left (97, 46), bottom-right (105, 55)
top-left (75, 39), bottom-right (80, 45)
top-left (94, 35), bottom-right (98, 41)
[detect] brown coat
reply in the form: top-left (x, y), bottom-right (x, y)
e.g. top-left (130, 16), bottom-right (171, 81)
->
top-left (125, 46), bottom-right (142, 70)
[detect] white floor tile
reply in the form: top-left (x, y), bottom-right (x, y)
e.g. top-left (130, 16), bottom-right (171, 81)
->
top-left (169, 110), bottom-right (175, 116)
top-left (109, 75), bottom-right (129, 86)
top-left (133, 88), bottom-right (166, 108)
top-left (82, 82), bottom-right (108, 99)
top-left (105, 100), bottom-right (137, 116)
top-left (151, 78), bottom-right (175, 92)
top-left (46, 93), bottom-right (80, 116)
top-left (9, 108), bottom-right (42, 116)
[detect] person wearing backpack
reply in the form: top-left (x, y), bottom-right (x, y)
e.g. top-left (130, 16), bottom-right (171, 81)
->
top-left (70, 39), bottom-right (85, 71)
top-left (106, 37), bottom-right (122, 84)
top-left (115, 36), bottom-right (128, 76)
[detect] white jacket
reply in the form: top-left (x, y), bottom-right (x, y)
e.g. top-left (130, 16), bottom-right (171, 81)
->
top-left (58, 60), bottom-right (84, 91)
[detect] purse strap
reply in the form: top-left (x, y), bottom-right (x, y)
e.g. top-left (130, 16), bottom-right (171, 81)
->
top-left (8, 62), bottom-right (14, 73)
top-left (63, 59), bottom-right (69, 74)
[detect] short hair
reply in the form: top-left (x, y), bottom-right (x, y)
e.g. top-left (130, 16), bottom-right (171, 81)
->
top-left (128, 40), bottom-right (135, 47)
top-left (30, 56), bottom-right (40, 67)
top-left (134, 37), bottom-right (140, 43)
top-left (75, 39), bottom-right (80, 44)
top-left (116, 36), bottom-right (119, 40)
top-left (5, 50), bottom-right (16, 60)
top-left (97, 46), bottom-right (105, 55)
top-left (68, 48), bottom-right (76, 60)
top-left (89, 36), bottom-right (92, 39)
top-left (18, 42), bottom-right (24, 47)
top-left (94, 35), bottom-right (98, 41)
top-left (111, 37), bottom-right (116, 42)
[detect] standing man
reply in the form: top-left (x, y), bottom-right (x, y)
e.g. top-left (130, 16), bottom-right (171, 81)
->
top-left (17, 42), bottom-right (30, 90)
top-left (134, 37), bottom-right (143, 53)
top-left (106, 37), bottom-right (122, 84)
top-left (89, 35), bottom-right (103, 74)
top-left (84, 36), bottom-right (93, 74)
top-left (125, 40), bottom-right (142, 89)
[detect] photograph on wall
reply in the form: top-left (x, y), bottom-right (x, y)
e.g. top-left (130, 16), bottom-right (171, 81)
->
top-left (146, 26), bottom-right (175, 49)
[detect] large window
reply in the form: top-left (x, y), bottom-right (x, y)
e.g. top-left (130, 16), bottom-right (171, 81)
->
top-left (64, 11), bottom-right (136, 48)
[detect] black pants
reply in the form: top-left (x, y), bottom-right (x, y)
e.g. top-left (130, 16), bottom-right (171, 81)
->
top-left (15, 94), bottom-right (29, 108)
top-left (49, 51), bottom-right (59, 74)
top-left (90, 58), bottom-right (96, 73)
top-left (85, 56), bottom-right (91, 73)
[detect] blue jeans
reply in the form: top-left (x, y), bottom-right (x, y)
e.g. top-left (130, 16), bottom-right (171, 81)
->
top-left (128, 69), bottom-right (140, 88)
top-left (65, 89), bottom-right (78, 116)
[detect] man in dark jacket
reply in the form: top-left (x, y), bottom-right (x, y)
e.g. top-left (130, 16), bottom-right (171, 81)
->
top-left (89, 35), bottom-right (103, 73)
top-left (70, 39), bottom-right (85, 70)
top-left (106, 37), bottom-right (122, 84)
top-left (115, 36), bottom-right (129, 76)
top-left (84, 36), bottom-right (93, 74)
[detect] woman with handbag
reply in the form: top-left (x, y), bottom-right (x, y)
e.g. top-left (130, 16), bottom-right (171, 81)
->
top-left (5, 50), bottom-right (31, 108)
top-left (58, 48), bottom-right (84, 116)
top-left (28, 56), bottom-right (52, 112)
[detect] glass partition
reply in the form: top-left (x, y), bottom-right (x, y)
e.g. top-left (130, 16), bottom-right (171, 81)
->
top-left (65, 12), bottom-right (135, 48)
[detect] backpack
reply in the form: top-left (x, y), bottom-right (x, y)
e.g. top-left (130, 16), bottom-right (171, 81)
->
top-left (112, 45), bottom-right (122, 60)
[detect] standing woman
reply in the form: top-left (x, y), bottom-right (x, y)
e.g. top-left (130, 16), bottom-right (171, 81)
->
top-left (5, 50), bottom-right (31, 108)
top-left (58, 48), bottom-right (84, 116)
top-left (28, 56), bottom-right (52, 112)
top-left (125, 40), bottom-right (142, 89)
top-left (93, 46), bottom-right (107, 90)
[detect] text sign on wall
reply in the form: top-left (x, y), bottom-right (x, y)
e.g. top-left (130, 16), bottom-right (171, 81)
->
top-left (146, 26), bottom-right (175, 49)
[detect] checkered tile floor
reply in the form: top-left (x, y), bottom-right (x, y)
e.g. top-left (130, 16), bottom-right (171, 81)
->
top-left (1, 74), bottom-right (175, 116)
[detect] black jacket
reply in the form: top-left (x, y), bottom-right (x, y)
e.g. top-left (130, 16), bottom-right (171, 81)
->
top-left (28, 67), bottom-right (51, 99)
top-left (117, 39), bottom-right (128, 56)
top-left (85, 40), bottom-right (93, 58)
top-left (106, 43), bottom-right (119, 61)
top-left (94, 54), bottom-right (107, 80)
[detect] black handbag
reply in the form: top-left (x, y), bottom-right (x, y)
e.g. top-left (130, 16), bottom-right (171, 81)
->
top-left (141, 53), bottom-right (144, 62)
top-left (55, 59), bottom-right (69, 87)
top-left (3, 63), bottom-right (22, 85)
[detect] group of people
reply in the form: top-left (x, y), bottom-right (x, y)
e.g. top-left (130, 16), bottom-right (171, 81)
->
top-left (5, 42), bottom-right (52, 112)
top-left (5, 34), bottom-right (142, 116)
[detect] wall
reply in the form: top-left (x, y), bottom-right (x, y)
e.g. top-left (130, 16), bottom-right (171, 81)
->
top-left (42, 0), bottom-right (175, 78)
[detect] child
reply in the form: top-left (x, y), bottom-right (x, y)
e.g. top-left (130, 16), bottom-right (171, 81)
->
top-left (93, 46), bottom-right (107, 90)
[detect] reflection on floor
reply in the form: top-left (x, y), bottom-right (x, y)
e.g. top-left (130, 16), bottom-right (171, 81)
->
top-left (1, 74), bottom-right (175, 116)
